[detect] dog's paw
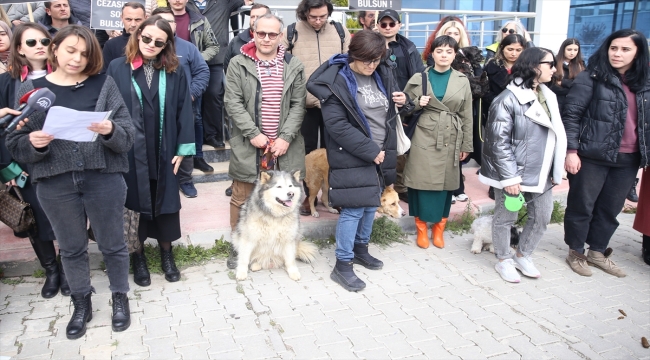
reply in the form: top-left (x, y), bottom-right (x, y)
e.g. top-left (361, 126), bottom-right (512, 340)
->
top-left (489, 244), bottom-right (495, 253)
top-left (287, 267), bottom-right (301, 281)
top-left (311, 211), bottom-right (320, 218)
top-left (327, 208), bottom-right (339, 214)
top-left (470, 247), bottom-right (482, 254)
top-left (250, 262), bottom-right (262, 272)
top-left (235, 268), bottom-right (248, 281)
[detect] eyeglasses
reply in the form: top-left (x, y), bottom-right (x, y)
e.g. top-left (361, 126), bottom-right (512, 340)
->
top-left (308, 14), bottom-right (328, 22)
top-left (539, 61), bottom-right (556, 68)
top-left (501, 28), bottom-right (516, 34)
top-left (140, 35), bottom-right (166, 48)
top-left (24, 38), bottom-right (51, 47)
top-left (255, 31), bottom-right (280, 40)
top-left (380, 22), bottom-right (397, 29)
top-left (356, 58), bottom-right (381, 66)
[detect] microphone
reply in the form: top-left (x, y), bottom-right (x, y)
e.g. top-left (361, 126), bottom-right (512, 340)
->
top-left (0, 89), bottom-right (37, 129)
top-left (1, 88), bottom-right (56, 134)
top-left (72, 82), bottom-right (84, 91)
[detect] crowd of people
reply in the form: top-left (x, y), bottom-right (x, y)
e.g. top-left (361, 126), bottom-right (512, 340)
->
top-left (0, 0), bottom-right (647, 341)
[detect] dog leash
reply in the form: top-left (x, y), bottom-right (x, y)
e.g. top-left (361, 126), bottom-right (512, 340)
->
top-left (515, 183), bottom-right (557, 224)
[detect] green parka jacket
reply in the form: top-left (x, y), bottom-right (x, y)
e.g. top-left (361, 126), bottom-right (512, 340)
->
top-left (403, 68), bottom-right (473, 191)
top-left (224, 45), bottom-right (307, 184)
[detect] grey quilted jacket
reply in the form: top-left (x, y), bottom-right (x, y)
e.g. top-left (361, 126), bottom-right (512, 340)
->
top-left (479, 81), bottom-right (567, 193)
top-left (2, 3), bottom-right (46, 23)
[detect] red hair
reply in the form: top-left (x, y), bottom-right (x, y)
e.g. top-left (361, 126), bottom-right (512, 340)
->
top-left (422, 16), bottom-right (470, 61)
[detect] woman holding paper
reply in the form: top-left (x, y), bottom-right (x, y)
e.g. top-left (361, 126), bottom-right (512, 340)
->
top-left (6, 25), bottom-right (135, 340)
top-left (106, 16), bottom-right (195, 287)
top-left (0, 23), bottom-right (72, 300)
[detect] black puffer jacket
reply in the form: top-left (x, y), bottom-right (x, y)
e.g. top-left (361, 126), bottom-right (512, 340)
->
top-left (307, 54), bottom-right (409, 208)
top-left (563, 69), bottom-right (650, 167)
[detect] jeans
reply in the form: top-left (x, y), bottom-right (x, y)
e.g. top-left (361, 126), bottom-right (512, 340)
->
top-left (564, 157), bottom-right (639, 253)
top-left (202, 64), bottom-right (225, 142)
top-left (302, 107), bottom-right (325, 155)
top-left (492, 179), bottom-right (553, 260)
top-left (335, 207), bottom-right (377, 261)
top-left (36, 171), bottom-right (130, 295)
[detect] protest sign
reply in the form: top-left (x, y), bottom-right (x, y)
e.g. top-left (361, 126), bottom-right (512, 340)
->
top-left (90, 0), bottom-right (145, 30)
top-left (348, 0), bottom-right (402, 11)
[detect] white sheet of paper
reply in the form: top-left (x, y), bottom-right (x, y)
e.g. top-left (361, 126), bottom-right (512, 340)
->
top-left (42, 106), bottom-right (112, 142)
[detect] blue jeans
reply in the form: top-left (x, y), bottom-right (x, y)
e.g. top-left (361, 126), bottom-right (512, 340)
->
top-left (36, 171), bottom-right (130, 295)
top-left (335, 207), bottom-right (377, 261)
top-left (193, 96), bottom-right (204, 158)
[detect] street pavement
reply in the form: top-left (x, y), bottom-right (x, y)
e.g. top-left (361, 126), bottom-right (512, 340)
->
top-left (0, 214), bottom-right (648, 359)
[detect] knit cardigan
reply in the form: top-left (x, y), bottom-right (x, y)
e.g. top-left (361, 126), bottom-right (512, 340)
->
top-left (5, 75), bottom-right (135, 182)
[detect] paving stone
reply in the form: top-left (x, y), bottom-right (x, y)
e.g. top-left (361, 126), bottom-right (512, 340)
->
top-left (319, 343), bottom-right (358, 359)
top-left (260, 298), bottom-right (297, 318)
top-left (205, 331), bottom-right (240, 355)
top-left (339, 298), bottom-right (381, 317)
top-left (403, 306), bottom-right (449, 329)
top-left (143, 336), bottom-right (181, 360)
top-left (16, 336), bottom-right (53, 359)
top-left (172, 322), bottom-right (210, 348)
top-left (473, 316), bottom-right (522, 341)
top-left (175, 341), bottom-right (210, 359)
top-left (311, 321), bottom-right (348, 346)
top-left (198, 309), bottom-right (232, 333)
top-left (410, 338), bottom-right (460, 359)
top-left (294, 304), bottom-right (329, 325)
top-left (602, 330), bottom-right (650, 359)
top-left (370, 302), bottom-right (414, 324)
top-left (48, 340), bottom-right (82, 360)
top-left (392, 319), bottom-right (435, 343)
top-left (501, 335), bottom-right (553, 359)
top-left (340, 328), bottom-right (386, 352)
top-left (439, 312), bottom-right (484, 335)
top-left (228, 314), bottom-right (264, 339)
top-left (141, 316), bottom-right (174, 341)
top-left (358, 314), bottom-right (398, 337)
top-left (110, 330), bottom-right (148, 357)
top-left (379, 332), bottom-right (422, 359)
top-left (326, 309), bottom-right (365, 331)
top-left (447, 345), bottom-right (489, 360)
top-left (312, 293), bottom-right (347, 313)
top-left (426, 325), bottom-right (474, 350)
top-left (168, 304), bottom-right (201, 326)
top-left (463, 330), bottom-right (513, 357)
top-left (0, 311), bottom-right (29, 334)
top-left (352, 347), bottom-right (391, 359)
top-left (568, 341), bottom-right (606, 360)
top-left (539, 342), bottom-right (583, 359)
top-left (193, 294), bottom-right (223, 313)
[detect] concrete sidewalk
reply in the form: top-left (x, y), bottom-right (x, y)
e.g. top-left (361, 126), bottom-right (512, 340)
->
top-left (0, 214), bottom-right (648, 359)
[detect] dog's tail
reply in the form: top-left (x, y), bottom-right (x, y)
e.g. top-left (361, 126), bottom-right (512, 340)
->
top-left (296, 241), bottom-right (318, 263)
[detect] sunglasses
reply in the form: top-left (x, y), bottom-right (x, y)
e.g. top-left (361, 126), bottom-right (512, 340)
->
top-left (539, 61), bottom-right (556, 68)
top-left (140, 35), bottom-right (166, 48)
top-left (501, 28), bottom-right (516, 34)
top-left (24, 38), bottom-right (51, 47)
top-left (255, 31), bottom-right (280, 40)
top-left (380, 22), bottom-right (397, 29)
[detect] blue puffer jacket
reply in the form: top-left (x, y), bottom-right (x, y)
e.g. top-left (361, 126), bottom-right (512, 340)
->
top-left (307, 54), bottom-right (408, 208)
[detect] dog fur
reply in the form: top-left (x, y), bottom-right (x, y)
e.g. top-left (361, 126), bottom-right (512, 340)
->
top-left (305, 148), bottom-right (406, 218)
top-left (470, 215), bottom-right (521, 254)
top-left (452, 46), bottom-right (489, 98)
top-left (232, 170), bottom-right (317, 281)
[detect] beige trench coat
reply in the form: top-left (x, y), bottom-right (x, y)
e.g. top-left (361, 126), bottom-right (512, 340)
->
top-left (403, 68), bottom-right (473, 191)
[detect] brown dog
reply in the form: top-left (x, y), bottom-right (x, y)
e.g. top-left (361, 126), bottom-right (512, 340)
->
top-left (304, 149), bottom-right (406, 218)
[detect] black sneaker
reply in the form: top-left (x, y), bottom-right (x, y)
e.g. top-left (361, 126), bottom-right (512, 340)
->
top-left (205, 137), bottom-right (225, 149)
top-left (193, 158), bottom-right (214, 172)
top-left (627, 178), bottom-right (639, 202)
top-left (330, 260), bottom-right (366, 292)
top-left (225, 185), bottom-right (232, 197)
top-left (111, 292), bottom-right (131, 332)
top-left (180, 182), bottom-right (198, 198)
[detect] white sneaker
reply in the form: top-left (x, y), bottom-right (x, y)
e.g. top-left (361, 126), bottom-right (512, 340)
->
top-left (512, 254), bottom-right (541, 278)
top-left (495, 259), bottom-right (521, 283)
top-left (456, 194), bottom-right (469, 202)
top-left (451, 196), bottom-right (457, 204)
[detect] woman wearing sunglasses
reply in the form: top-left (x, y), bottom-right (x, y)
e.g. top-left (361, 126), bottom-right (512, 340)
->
top-left (6, 25), bottom-right (135, 339)
top-left (479, 47), bottom-right (566, 283)
top-left (484, 19), bottom-right (534, 63)
top-left (402, 36), bottom-right (473, 250)
top-left (107, 15), bottom-right (195, 287)
top-left (0, 23), bottom-right (72, 300)
top-left (307, 30), bottom-right (410, 292)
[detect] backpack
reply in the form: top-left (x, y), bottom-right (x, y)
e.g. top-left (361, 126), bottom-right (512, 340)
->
top-left (285, 20), bottom-right (346, 53)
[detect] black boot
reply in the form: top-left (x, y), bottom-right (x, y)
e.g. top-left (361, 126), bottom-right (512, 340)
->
top-left (226, 242), bottom-right (237, 270)
top-left (627, 178), bottom-right (639, 202)
top-left (41, 261), bottom-right (61, 299)
top-left (66, 289), bottom-right (93, 340)
top-left (352, 243), bottom-right (383, 270)
top-left (59, 260), bottom-right (71, 296)
top-left (488, 186), bottom-right (495, 200)
top-left (131, 252), bottom-right (151, 287)
top-left (643, 235), bottom-right (650, 266)
top-left (111, 292), bottom-right (131, 332)
top-left (330, 260), bottom-right (366, 292)
top-left (160, 248), bottom-right (180, 282)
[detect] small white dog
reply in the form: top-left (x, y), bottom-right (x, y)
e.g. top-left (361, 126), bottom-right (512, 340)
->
top-left (470, 215), bottom-right (520, 254)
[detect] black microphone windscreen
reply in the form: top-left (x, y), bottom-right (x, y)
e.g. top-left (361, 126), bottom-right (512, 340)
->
top-left (26, 88), bottom-right (56, 113)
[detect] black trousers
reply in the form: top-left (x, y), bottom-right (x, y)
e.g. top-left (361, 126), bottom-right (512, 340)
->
top-left (202, 64), bottom-right (226, 142)
top-left (564, 154), bottom-right (640, 253)
top-left (302, 107), bottom-right (325, 155)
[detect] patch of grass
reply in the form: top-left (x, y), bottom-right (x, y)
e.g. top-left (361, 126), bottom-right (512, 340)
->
top-left (311, 235), bottom-right (336, 250)
top-left (446, 201), bottom-right (477, 235)
top-left (100, 261), bottom-right (106, 271)
top-left (15, 341), bottom-right (22, 354)
top-left (236, 284), bottom-right (244, 294)
top-left (32, 269), bottom-right (45, 278)
top-left (141, 238), bottom-right (231, 274)
top-left (0, 266), bottom-right (5, 278)
top-left (516, 201), bottom-right (566, 227)
top-left (1, 277), bottom-right (24, 285)
top-left (111, 340), bottom-right (119, 347)
top-left (227, 271), bottom-right (235, 280)
top-left (370, 216), bottom-right (408, 248)
top-left (622, 205), bottom-right (637, 214)
top-left (269, 320), bottom-right (276, 326)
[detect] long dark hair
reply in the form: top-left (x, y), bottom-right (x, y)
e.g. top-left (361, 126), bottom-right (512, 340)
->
top-left (125, 15), bottom-right (179, 73)
top-left (348, 30), bottom-right (385, 62)
top-left (8, 23), bottom-right (51, 79)
top-left (587, 29), bottom-right (649, 92)
top-left (296, 0), bottom-right (333, 22)
top-left (555, 38), bottom-right (585, 80)
top-left (494, 34), bottom-right (526, 65)
top-left (509, 47), bottom-right (555, 89)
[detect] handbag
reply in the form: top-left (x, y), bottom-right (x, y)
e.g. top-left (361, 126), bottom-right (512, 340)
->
top-left (401, 70), bottom-right (429, 139)
top-left (395, 112), bottom-right (411, 155)
top-left (88, 208), bottom-right (141, 254)
top-left (0, 186), bottom-right (36, 233)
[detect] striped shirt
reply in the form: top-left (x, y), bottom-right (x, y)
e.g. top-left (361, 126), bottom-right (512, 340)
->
top-left (256, 46), bottom-right (285, 140)
top-left (193, 0), bottom-right (206, 11)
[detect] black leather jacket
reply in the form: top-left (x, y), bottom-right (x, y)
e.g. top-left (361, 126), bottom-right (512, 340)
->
top-left (563, 69), bottom-right (650, 168)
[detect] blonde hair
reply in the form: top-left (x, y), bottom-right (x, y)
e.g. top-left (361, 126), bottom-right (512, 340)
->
top-left (436, 21), bottom-right (469, 48)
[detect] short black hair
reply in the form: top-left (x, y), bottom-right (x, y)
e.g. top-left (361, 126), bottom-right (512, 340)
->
top-left (348, 30), bottom-right (386, 63)
top-left (509, 47), bottom-right (555, 89)
top-left (587, 28), bottom-right (649, 93)
top-left (431, 35), bottom-right (458, 53)
top-left (296, 0), bottom-right (333, 22)
top-left (122, 1), bottom-right (145, 12)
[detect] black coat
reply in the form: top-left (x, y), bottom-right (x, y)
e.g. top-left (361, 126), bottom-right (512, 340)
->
top-left (388, 34), bottom-right (426, 91)
top-left (549, 63), bottom-right (576, 114)
top-left (107, 58), bottom-right (195, 219)
top-left (482, 59), bottom-right (509, 124)
top-left (563, 69), bottom-right (650, 167)
top-left (307, 56), bottom-right (406, 208)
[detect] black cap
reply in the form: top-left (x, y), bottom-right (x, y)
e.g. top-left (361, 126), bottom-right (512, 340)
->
top-left (377, 9), bottom-right (400, 23)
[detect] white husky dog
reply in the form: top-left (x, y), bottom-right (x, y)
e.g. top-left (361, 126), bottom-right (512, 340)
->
top-left (232, 170), bottom-right (318, 281)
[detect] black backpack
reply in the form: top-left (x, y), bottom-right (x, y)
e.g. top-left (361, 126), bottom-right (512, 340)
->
top-left (285, 20), bottom-right (346, 53)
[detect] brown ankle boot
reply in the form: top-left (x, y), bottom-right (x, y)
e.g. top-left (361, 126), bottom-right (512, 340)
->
top-left (432, 218), bottom-right (448, 249)
top-left (414, 217), bottom-right (429, 249)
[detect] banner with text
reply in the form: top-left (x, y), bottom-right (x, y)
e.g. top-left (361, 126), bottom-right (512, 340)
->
top-left (348, 0), bottom-right (402, 11)
top-left (91, 0), bottom-right (145, 30)
top-left (0, 1), bottom-right (37, 4)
